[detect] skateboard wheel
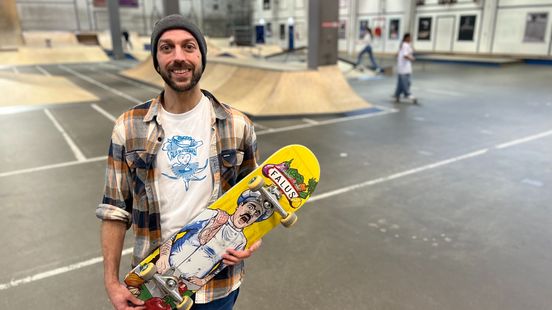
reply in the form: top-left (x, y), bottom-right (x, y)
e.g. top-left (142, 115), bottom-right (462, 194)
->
top-left (280, 212), bottom-right (298, 228)
top-left (176, 296), bottom-right (194, 310)
top-left (248, 176), bottom-right (264, 191)
top-left (138, 263), bottom-right (157, 281)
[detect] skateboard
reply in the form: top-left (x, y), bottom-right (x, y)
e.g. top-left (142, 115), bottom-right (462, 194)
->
top-left (124, 144), bottom-right (320, 310)
top-left (394, 96), bottom-right (419, 105)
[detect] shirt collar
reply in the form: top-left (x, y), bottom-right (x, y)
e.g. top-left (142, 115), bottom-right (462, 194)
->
top-left (143, 90), bottom-right (230, 124)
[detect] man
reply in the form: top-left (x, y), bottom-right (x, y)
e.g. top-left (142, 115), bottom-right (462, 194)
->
top-left (97, 14), bottom-right (261, 310)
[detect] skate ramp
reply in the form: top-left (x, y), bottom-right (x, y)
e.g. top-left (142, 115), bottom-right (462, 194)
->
top-left (122, 56), bottom-right (371, 116)
top-left (0, 0), bottom-right (24, 48)
top-left (205, 37), bottom-right (284, 59)
top-left (23, 31), bottom-right (79, 47)
top-left (0, 72), bottom-right (99, 107)
top-left (0, 46), bottom-right (109, 65)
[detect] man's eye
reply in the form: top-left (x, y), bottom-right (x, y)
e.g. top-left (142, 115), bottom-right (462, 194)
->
top-left (160, 45), bottom-right (172, 52)
top-left (185, 44), bottom-right (196, 51)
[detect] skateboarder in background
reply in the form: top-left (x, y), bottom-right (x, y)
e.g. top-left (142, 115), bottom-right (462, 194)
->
top-left (355, 27), bottom-right (382, 73)
top-left (97, 14), bottom-right (261, 310)
top-left (122, 29), bottom-right (133, 50)
top-left (393, 33), bottom-right (417, 103)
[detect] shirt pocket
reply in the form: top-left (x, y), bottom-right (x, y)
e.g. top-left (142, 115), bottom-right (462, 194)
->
top-left (221, 149), bottom-right (244, 167)
top-left (220, 149), bottom-right (244, 186)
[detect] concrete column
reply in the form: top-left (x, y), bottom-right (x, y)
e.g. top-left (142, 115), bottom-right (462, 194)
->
top-left (347, 0), bottom-right (359, 56)
top-left (163, 0), bottom-right (180, 16)
top-left (307, 0), bottom-right (339, 69)
top-left (478, 0), bottom-right (498, 53)
top-left (403, 0), bottom-right (417, 35)
top-left (107, 0), bottom-right (124, 60)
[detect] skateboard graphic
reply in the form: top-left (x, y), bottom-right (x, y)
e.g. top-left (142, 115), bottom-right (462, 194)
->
top-left (124, 144), bottom-right (320, 310)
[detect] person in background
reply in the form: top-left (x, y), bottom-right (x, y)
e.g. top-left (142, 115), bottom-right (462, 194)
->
top-left (355, 27), bottom-right (382, 73)
top-left (393, 33), bottom-right (417, 103)
top-left (122, 30), bottom-right (133, 50)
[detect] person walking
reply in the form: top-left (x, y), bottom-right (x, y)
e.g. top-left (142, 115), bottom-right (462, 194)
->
top-left (394, 33), bottom-right (417, 103)
top-left (97, 14), bottom-right (261, 310)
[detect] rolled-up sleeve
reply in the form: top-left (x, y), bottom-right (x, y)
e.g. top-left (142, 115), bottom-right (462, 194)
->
top-left (96, 121), bottom-right (132, 227)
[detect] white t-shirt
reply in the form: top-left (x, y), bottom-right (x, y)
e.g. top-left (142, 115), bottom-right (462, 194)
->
top-left (397, 42), bottom-right (413, 74)
top-left (156, 94), bottom-right (213, 241)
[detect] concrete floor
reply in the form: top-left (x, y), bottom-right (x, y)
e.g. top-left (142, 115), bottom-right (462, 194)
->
top-left (1, 60), bottom-right (551, 309)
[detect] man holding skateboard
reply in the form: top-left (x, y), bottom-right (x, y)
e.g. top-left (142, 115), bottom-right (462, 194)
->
top-left (97, 14), bottom-right (261, 310)
top-left (153, 189), bottom-right (274, 290)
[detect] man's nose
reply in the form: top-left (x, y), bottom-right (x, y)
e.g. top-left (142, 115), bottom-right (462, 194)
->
top-left (173, 46), bottom-right (188, 60)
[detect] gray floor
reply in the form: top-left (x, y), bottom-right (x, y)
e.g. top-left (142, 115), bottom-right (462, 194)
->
top-left (1, 60), bottom-right (551, 310)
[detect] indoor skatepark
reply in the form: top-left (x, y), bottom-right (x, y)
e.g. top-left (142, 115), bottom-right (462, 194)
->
top-left (1, 0), bottom-right (552, 309)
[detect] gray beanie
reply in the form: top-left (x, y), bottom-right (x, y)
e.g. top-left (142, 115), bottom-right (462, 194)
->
top-left (150, 14), bottom-right (207, 72)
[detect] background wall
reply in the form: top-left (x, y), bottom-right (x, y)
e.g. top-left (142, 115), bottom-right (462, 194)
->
top-left (12, 0), bottom-right (552, 57)
top-left (492, 0), bottom-right (552, 55)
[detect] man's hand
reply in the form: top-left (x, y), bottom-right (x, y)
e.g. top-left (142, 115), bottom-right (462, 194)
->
top-left (187, 275), bottom-right (208, 287)
top-left (106, 281), bottom-right (145, 309)
top-left (222, 239), bottom-right (262, 265)
top-left (156, 255), bottom-right (170, 275)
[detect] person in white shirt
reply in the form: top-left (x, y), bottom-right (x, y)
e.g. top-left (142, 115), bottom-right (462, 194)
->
top-left (394, 33), bottom-right (417, 103)
top-left (355, 27), bottom-right (382, 73)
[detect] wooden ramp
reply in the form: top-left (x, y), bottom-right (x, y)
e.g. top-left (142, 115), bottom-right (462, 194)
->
top-left (0, 46), bottom-right (109, 65)
top-left (0, 72), bottom-right (99, 108)
top-left (122, 56), bottom-right (372, 116)
top-left (23, 31), bottom-right (79, 47)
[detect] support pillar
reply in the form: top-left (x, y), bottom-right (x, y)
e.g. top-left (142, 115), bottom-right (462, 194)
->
top-left (107, 0), bottom-right (124, 60)
top-left (308, 0), bottom-right (339, 69)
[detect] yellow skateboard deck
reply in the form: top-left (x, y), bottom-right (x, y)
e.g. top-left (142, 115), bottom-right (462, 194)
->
top-left (124, 144), bottom-right (320, 309)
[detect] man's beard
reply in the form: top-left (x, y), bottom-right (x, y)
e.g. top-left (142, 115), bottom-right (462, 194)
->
top-left (159, 62), bottom-right (202, 93)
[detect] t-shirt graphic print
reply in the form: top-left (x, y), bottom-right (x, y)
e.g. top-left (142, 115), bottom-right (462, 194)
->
top-left (161, 135), bottom-right (209, 191)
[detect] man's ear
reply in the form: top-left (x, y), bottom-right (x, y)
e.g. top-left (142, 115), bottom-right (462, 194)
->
top-left (156, 66), bottom-right (160, 73)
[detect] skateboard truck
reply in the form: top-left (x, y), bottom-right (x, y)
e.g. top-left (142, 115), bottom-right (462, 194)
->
top-left (248, 176), bottom-right (298, 227)
top-left (139, 263), bottom-right (194, 310)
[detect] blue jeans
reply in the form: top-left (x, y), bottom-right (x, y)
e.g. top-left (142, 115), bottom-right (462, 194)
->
top-left (356, 45), bottom-right (380, 70)
top-left (191, 288), bottom-right (240, 310)
top-left (394, 74), bottom-right (412, 98)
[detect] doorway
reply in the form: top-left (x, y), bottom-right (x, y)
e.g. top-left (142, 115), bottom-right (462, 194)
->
top-left (434, 15), bottom-right (455, 52)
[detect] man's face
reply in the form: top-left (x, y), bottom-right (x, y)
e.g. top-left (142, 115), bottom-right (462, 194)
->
top-left (232, 201), bottom-right (264, 229)
top-left (156, 29), bottom-right (203, 92)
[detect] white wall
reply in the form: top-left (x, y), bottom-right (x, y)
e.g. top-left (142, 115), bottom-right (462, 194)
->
top-left (16, 0), bottom-right (162, 34)
top-left (412, 0), bottom-right (483, 53)
top-left (253, 0), bottom-right (307, 48)
top-left (492, 1), bottom-right (552, 56)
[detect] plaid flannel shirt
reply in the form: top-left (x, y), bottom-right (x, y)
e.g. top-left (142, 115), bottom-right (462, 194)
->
top-left (96, 90), bottom-right (258, 303)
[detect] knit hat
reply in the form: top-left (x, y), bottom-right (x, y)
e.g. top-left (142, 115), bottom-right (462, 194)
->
top-left (150, 14), bottom-right (207, 72)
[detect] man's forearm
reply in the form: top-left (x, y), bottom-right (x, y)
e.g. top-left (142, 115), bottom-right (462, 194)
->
top-left (101, 220), bottom-right (127, 286)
